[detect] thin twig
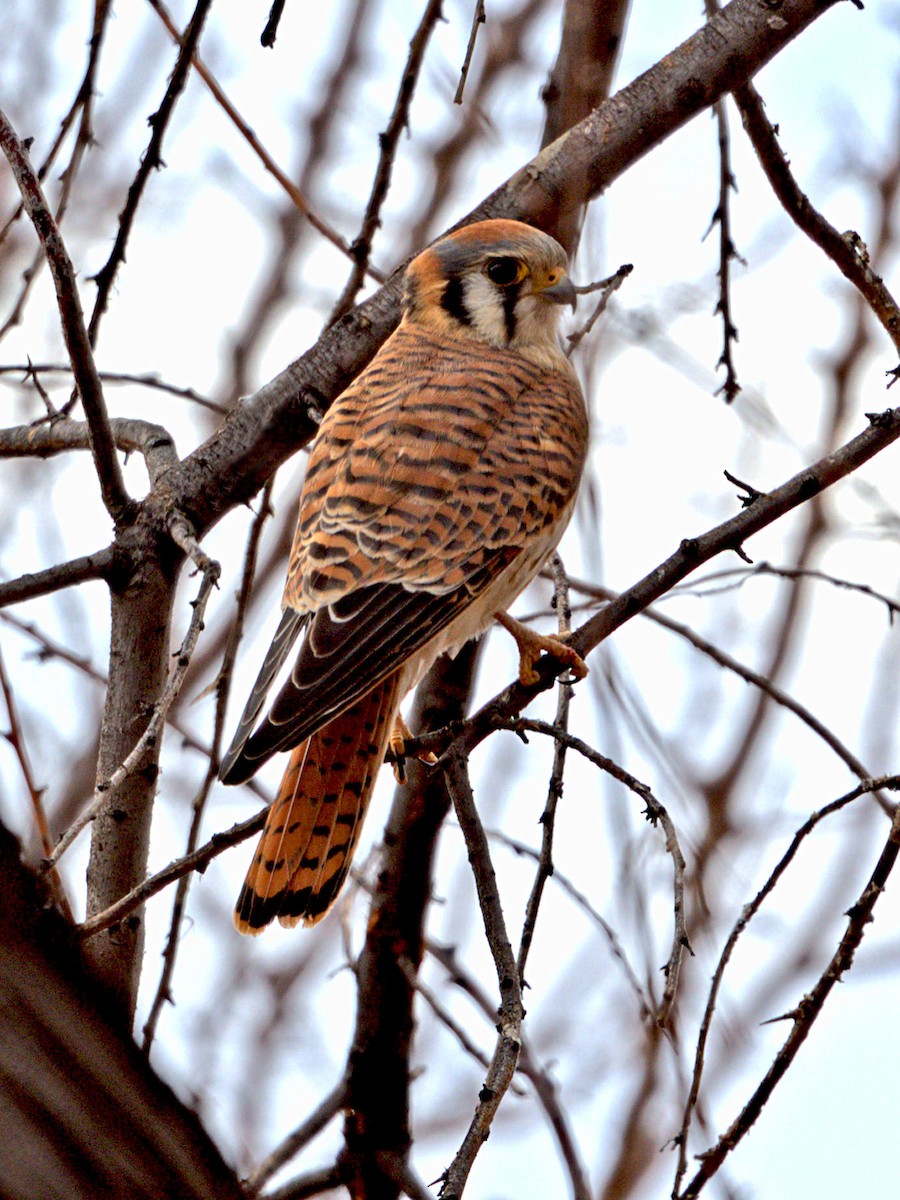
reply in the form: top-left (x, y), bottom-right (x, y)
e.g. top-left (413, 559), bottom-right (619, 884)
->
top-left (497, 717), bottom-right (691, 1026)
top-left (487, 825), bottom-right (652, 1022)
top-left (427, 940), bottom-right (591, 1200)
top-left (398, 954), bottom-right (522, 1090)
top-left (439, 746), bottom-right (524, 1200)
top-left (245, 1076), bottom-right (348, 1195)
top-left (0, 363), bottom-right (225, 413)
top-left (455, 1), bottom-right (486, 105)
top-left (47, 517), bottom-right (219, 867)
top-left (88, 0), bottom-right (215, 345)
top-left (734, 77), bottom-right (900, 363)
top-left (516, 554), bottom-right (575, 981)
top-left (671, 561), bottom-right (900, 620)
top-left (0, 109), bottom-right (130, 518)
top-left (675, 776), bottom-right (900, 1199)
top-left (328, 0), bottom-right (444, 323)
top-left (0, 2), bottom-right (112, 337)
top-left (0, 608), bottom-right (269, 801)
top-left (565, 263), bottom-right (633, 355)
top-left (0, 646), bottom-right (72, 919)
top-left (147, 0), bottom-right (382, 282)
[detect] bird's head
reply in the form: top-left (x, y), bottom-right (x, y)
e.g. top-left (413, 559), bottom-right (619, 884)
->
top-left (404, 219), bottom-right (576, 363)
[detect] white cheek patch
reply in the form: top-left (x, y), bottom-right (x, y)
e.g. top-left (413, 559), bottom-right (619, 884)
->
top-left (462, 273), bottom-right (511, 347)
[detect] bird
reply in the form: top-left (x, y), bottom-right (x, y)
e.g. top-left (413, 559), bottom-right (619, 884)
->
top-left (219, 218), bottom-right (589, 934)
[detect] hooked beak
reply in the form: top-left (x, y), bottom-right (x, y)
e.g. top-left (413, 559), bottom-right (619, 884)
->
top-left (536, 272), bottom-right (577, 310)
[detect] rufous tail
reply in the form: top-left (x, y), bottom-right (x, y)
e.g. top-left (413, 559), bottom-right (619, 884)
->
top-left (234, 671), bottom-right (401, 934)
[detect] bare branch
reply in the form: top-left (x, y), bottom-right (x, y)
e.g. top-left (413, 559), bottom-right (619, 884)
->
top-left (328, 0), bottom-right (444, 322)
top-left (0, 416), bottom-right (179, 487)
top-left (0, 109), bottom-right (131, 518)
top-left (0, 549), bottom-right (114, 609)
top-left (676, 777), bottom-right (900, 1199)
top-left (77, 804), bottom-right (267, 939)
top-left (49, 521), bottom-right (219, 867)
top-left (148, 0), bottom-right (383, 282)
top-left (454, 1), bottom-right (486, 105)
top-left (734, 78), bottom-right (900, 361)
top-left (439, 746), bottom-right (524, 1200)
top-left (246, 1076), bottom-right (348, 1196)
top-left (88, 0), bottom-right (215, 345)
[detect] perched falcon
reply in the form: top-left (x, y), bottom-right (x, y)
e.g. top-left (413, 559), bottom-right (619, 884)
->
top-left (220, 218), bottom-right (589, 933)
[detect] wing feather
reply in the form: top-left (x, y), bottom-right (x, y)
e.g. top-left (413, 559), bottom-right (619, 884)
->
top-left (220, 608), bottom-right (307, 783)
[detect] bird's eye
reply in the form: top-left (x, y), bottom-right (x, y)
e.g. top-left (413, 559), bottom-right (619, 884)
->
top-left (485, 257), bottom-right (526, 286)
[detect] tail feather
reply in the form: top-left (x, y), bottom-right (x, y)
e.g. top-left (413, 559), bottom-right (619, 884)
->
top-left (234, 670), bottom-right (401, 934)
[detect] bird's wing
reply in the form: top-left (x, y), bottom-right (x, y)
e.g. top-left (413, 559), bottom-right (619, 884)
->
top-left (219, 607), bottom-right (307, 782)
top-left (222, 322), bottom-right (586, 781)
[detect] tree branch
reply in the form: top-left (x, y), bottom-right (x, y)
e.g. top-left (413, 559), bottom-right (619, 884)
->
top-left (0, 109), bottom-right (131, 520)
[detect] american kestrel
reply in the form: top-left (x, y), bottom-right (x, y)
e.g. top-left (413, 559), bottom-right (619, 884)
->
top-left (220, 218), bottom-right (589, 933)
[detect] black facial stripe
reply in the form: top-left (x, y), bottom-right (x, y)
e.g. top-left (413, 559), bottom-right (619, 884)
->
top-left (501, 281), bottom-right (521, 342)
top-left (441, 275), bottom-right (472, 326)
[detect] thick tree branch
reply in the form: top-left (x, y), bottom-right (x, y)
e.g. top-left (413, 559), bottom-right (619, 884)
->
top-left (0, 822), bottom-right (246, 1198)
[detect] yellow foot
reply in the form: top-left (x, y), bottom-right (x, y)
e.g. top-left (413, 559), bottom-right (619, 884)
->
top-left (494, 610), bottom-right (588, 686)
top-left (389, 712), bottom-right (438, 782)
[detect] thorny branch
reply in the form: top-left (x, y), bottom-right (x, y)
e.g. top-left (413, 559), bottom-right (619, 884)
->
top-left (676, 777), bottom-right (900, 1199)
top-left (328, 0), bottom-right (444, 322)
top-left (407, 405), bottom-right (900, 771)
top-left (498, 716), bottom-right (691, 1026)
top-left (706, 97), bottom-right (742, 401)
top-left (148, 0), bottom-right (378, 280)
top-left (0, 108), bottom-right (130, 519)
top-left (88, 0), bottom-right (215, 345)
top-left (733, 77), bottom-right (900, 365)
